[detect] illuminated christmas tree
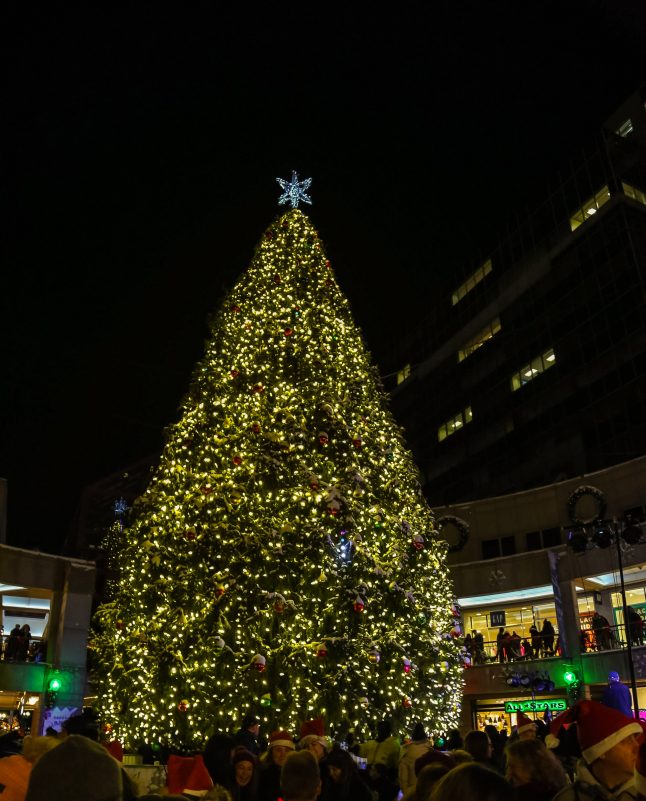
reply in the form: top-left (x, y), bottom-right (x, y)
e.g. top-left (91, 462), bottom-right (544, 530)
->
top-left (93, 177), bottom-right (463, 750)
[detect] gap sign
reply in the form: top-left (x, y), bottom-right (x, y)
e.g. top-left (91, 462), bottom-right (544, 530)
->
top-left (505, 699), bottom-right (567, 713)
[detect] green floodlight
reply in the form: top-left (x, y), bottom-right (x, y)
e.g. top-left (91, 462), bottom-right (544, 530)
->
top-left (47, 677), bottom-right (62, 692)
top-left (563, 669), bottom-right (578, 686)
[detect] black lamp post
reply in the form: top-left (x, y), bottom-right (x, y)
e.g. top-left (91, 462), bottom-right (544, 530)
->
top-left (610, 520), bottom-right (640, 718)
top-left (569, 518), bottom-right (641, 717)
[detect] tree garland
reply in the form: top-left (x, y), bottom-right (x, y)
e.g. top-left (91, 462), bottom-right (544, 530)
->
top-left (436, 515), bottom-right (470, 553)
top-left (567, 485), bottom-right (606, 526)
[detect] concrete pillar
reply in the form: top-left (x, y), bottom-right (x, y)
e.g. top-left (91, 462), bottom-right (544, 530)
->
top-left (548, 550), bottom-right (581, 661)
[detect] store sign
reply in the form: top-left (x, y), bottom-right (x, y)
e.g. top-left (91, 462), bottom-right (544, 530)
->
top-left (505, 699), bottom-right (567, 713)
top-left (40, 706), bottom-right (80, 734)
top-left (490, 610), bottom-right (506, 627)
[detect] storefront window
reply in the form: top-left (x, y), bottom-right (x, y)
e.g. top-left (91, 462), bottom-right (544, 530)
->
top-left (474, 697), bottom-right (566, 732)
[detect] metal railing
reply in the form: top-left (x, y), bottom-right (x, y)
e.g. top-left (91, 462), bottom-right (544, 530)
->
top-left (0, 635), bottom-right (47, 663)
top-left (464, 623), bottom-right (636, 666)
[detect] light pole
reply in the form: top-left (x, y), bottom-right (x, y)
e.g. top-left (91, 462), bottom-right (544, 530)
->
top-left (611, 520), bottom-right (640, 718)
top-left (569, 516), bottom-right (642, 718)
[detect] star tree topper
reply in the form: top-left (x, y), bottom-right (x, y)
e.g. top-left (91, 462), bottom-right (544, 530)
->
top-left (276, 170), bottom-right (312, 208)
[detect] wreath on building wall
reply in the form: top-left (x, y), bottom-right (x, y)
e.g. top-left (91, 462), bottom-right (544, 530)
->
top-left (436, 515), bottom-right (470, 553)
top-left (567, 485), bottom-right (607, 526)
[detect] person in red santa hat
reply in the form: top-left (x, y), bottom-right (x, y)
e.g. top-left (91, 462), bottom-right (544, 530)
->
top-left (546, 699), bottom-right (642, 800)
top-left (258, 729), bottom-right (295, 801)
top-left (515, 712), bottom-right (538, 741)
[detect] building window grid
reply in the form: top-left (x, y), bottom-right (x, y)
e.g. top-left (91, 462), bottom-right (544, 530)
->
top-left (510, 348), bottom-right (556, 392)
top-left (451, 259), bottom-right (492, 306)
top-left (622, 182), bottom-right (646, 207)
top-left (438, 406), bottom-right (473, 442)
top-left (458, 317), bottom-right (502, 362)
top-left (569, 185), bottom-right (611, 231)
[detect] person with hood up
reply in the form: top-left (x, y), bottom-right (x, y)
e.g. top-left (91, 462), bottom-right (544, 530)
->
top-left (398, 723), bottom-right (433, 796)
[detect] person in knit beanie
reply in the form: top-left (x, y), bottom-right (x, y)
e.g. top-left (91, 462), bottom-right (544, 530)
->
top-left (25, 734), bottom-right (122, 801)
top-left (547, 700), bottom-right (641, 800)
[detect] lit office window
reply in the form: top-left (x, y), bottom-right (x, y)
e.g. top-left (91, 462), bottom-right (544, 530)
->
top-left (397, 363), bottom-right (411, 385)
top-left (569, 186), bottom-right (611, 231)
top-left (458, 317), bottom-right (502, 362)
top-left (622, 182), bottom-right (646, 207)
top-left (438, 406), bottom-right (473, 442)
top-left (616, 118), bottom-right (634, 138)
top-left (451, 259), bottom-right (492, 305)
top-left (511, 349), bottom-right (556, 391)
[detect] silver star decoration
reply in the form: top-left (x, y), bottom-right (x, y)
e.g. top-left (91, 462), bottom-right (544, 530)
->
top-left (276, 170), bottom-right (312, 208)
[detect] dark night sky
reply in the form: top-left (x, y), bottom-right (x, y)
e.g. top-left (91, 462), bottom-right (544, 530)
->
top-left (2, 2), bottom-right (646, 552)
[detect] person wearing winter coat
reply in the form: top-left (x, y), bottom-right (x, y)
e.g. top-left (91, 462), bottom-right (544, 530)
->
top-left (547, 700), bottom-right (641, 801)
top-left (398, 723), bottom-right (434, 796)
top-left (602, 671), bottom-right (634, 719)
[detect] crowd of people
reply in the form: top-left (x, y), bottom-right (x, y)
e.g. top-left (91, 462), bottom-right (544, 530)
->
top-left (1, 693), bottom-right (646, 800)
top-left (466, 609), bottom-right (646, 665)
top-left (1, 625), bottom-right (34, 663)
top-left (464, 619), bottom-right (560, 664)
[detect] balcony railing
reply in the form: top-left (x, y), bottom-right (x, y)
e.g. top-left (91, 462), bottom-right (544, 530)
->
top-left (0, 635), bottom-right (47, 664)
top-left (464, 623), bottom-right (634, 666)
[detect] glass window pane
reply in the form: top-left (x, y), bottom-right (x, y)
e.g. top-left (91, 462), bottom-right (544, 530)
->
top-left (530, 356), bottom-right (544, 375)
top-left (451, 260), bottom-right (493, 306)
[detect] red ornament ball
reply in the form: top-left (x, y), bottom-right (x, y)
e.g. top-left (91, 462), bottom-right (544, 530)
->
top-left (402, 697), bottom-right (412, 709)
top-left (284, 327), bottom-right (293, 337)
top-left (273, 599), bottom-right (286, 614)
top-left (116, 620), bottom-right (124, 631)
top-left (325, 259), bottom-right (331, 269)
top-left (318, 432), bottom-right (329, 445)
top-left (316, 646), bottom-right (328, 660)
top-left (412, 534), bottom-right (425, 551)
top-left (201, 485), bottom-right (213, 495)
top-left (352, 437), bottom-right (362, 449)
top-left (252, 384), bottom-right (264, 394)
top-left (273, 273), bottom-right (281, 283)
top-left (185, 529), bottom-right (197, 541)
top-left (177, 700), bottom-right (189, 713)
top-left (232, 454), bottom-right (243, 466)
top-left (251, 422), bottom-right (261, 434)
top-left (230, 304), bottom-right (241, 313)
top-left (230, 369), bottom-right (240, 378)
top-left (353, 596), bottom-right (365, 613)
top-left (252, 654), bottom-right (267, 672)
top-left (215, 585), bottom-right (225, 598)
